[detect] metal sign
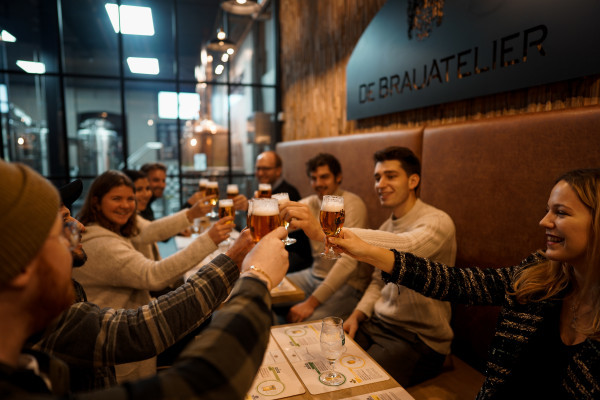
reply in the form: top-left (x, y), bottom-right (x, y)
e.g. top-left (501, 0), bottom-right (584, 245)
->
top-left (347, 0), bottom-right (600, 120)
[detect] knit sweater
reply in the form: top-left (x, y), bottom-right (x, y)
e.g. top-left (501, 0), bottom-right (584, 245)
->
top-left (132, 211), bottom-right (191, 260)
top-left (349, 199), bottom-right (457, 355)
top-left (74, 224), bottom-right (217, 310)
top-left (385, 250), bottom-right (600, 399)
top-left (73, 222), bottom-right (218, 382)
top-left (300, 188), bottom-right (371, 303)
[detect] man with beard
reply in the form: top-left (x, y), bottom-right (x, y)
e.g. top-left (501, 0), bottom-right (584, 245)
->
top-left (1, 160), bottom-right (289, 399)
top-left (25, 178), bottom-right (267, 392)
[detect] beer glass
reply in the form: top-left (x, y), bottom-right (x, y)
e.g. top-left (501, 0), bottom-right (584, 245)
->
top-left (258, 183), bottom-right (272, 198)
top-left (205, 181), bottom-right (219, 218)
top-left (248, 198), bottom-right (280, 243)
top-left (319, 317), bottom-right (346, 386)
top-left (271, 192), bottom-right (296, 245)
top-left (198, 178), bottom-right (209, 196)
top-left (226, 184), bottom-right (239, 199)
top-left (319, 195), bottom-right (345, 259)
top-left (218, 199), bottom-right (235, 247)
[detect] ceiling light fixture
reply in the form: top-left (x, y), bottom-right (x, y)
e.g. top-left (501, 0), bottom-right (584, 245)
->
top-left (207, 27), bottom-right (236, 53)
top-left (126, 57), bottom-right (160, 75)
top-left (16, 60), bottom-right (46, 74)
top-left (105, 4), bottom-right (155, 36)
top-left (0, 30), bottom-right (16, 42)
top-left (220, 0), bottom-right (262, 16)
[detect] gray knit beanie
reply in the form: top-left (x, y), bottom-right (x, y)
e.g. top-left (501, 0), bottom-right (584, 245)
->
top-left (0, 160), bottom-right (60, 285)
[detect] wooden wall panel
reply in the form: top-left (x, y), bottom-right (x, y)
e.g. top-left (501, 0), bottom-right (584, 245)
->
top-left (279, 0), bottom-right (600, 141)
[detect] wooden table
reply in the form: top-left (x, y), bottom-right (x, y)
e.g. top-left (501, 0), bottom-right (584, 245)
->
top-left (246, 321), bottom-right (414, 400)
top-left (270, 277), bottom-right (305, 305)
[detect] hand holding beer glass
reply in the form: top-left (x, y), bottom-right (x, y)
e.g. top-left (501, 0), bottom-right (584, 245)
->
top-left (319, 195), bottom-right (345, 259)
top-left (248, 198), bottom-right (280, 243)
top-left (271, 192), bottom-right (296, 245)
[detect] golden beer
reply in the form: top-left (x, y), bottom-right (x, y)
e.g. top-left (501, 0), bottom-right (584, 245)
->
top-left (319, 195), bottom-right (345, 259)
top-left (249, 213), bottom-right (280, 243)
top-left (248, 198), bottom-right (279, 243)
top-left (319, 209), bottom-right (345, 236)
top-left (198, 178), bottom-right (209, 195)
top-left (258, 183), bottom-right (272, 198)
top-left (206, 182), bottom-right (219, 206)
top-left (227, 184), bottom-right (239, 199)
top-left (218, 199), bottom-right (235, 223)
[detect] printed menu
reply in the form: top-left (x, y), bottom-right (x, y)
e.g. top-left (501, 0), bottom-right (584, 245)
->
top-left (245, 337), bottom-right (306, 400)
top-left (271, 321), bottom-right (390, 395)
top-left (340, 387), bottom-right (415, 400)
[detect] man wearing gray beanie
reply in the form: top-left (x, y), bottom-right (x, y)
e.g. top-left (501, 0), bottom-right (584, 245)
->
top-left (0, 159), bottom-right (290, 399)
top-left (28, 180), bottom-right (257, 391)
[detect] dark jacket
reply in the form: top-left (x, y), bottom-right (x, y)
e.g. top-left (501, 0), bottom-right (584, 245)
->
top-left (383, 250), bottom-right (600, 399)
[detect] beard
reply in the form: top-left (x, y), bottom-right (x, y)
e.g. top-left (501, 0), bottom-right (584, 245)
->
top-left (72, 247), bottom-right (88, 267)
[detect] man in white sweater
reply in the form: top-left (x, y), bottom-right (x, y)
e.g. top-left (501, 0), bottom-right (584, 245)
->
top-left (280, 153), bottom-right (370, 323)
top-left (284, 147), bottom-right (456, 386)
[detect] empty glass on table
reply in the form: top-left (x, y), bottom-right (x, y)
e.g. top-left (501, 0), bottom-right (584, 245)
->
top-left (319, 316), bottom-right (346, 386)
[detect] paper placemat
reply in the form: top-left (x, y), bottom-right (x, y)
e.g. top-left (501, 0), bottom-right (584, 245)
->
top-left (245, 337), bottom-right (306, 400)
top-left (340, 387), bottom-right (414, 400)
top-left (271, 321), bottom-right (390, 395)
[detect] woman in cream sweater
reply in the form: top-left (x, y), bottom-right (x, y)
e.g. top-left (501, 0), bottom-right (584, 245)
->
top-left (73, 170), bottom-right (233, 383)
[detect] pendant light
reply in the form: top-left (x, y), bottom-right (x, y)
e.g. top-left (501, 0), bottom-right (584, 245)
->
top-left (220, 0), bottom-right (261, 16)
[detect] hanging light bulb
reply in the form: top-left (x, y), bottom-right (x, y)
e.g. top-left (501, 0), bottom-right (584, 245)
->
top-left (206, 26), bottom-right (236, 53)
top-left (221, 0), bottom-right (261, 16)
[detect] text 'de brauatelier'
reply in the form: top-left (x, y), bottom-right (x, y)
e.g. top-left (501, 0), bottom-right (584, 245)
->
top-left (358, 25), bottom-right (547, 104)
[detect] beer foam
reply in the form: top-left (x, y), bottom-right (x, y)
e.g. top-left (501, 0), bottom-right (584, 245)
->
top-left (258, 183), bottom-right (271, 191)
top-left (207, 181), bottom-right (219, 188)
top-left (219, 199), bottom-right (233, 207)
top-left (321, 198), bottom-right (344, 212)
top-left (272, 193), bottom-right (290, 204)
top-left (251, 199), bottom-right (279, 215)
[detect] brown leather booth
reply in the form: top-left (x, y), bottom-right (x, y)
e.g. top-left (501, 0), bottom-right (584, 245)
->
top-left (277, 106), bottom-right (600, 372)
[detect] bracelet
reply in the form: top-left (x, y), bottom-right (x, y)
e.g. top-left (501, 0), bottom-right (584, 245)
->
top-left (246, 265), bottom-right (273, 291)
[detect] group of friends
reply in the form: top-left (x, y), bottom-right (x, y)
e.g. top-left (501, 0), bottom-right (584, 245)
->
top-left (0, 145), bottom-right (599, 399)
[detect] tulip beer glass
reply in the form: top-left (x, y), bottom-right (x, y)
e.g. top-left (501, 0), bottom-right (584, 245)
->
top-left (205, 181), bottom-right (219, 218)
top-left (272, 192), bottom-right (296, 245)
top-left (319, 195), bottom-right (345, 259)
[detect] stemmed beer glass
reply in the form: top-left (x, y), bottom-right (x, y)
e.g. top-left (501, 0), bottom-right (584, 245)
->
top-left (205, 181), bottom-right (219, 218)
top-left (218, 199), bottom-right (235, 248)
top-left (271, 192), bottom-right (297, 245)
top-left (319, 316), bottom-right (346, 386)
top-left (319, 195), bottom-right (345, 259)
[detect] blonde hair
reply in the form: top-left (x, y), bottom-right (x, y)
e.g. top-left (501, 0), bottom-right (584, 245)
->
top-left (512, 168), bottom-right (600, 338)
